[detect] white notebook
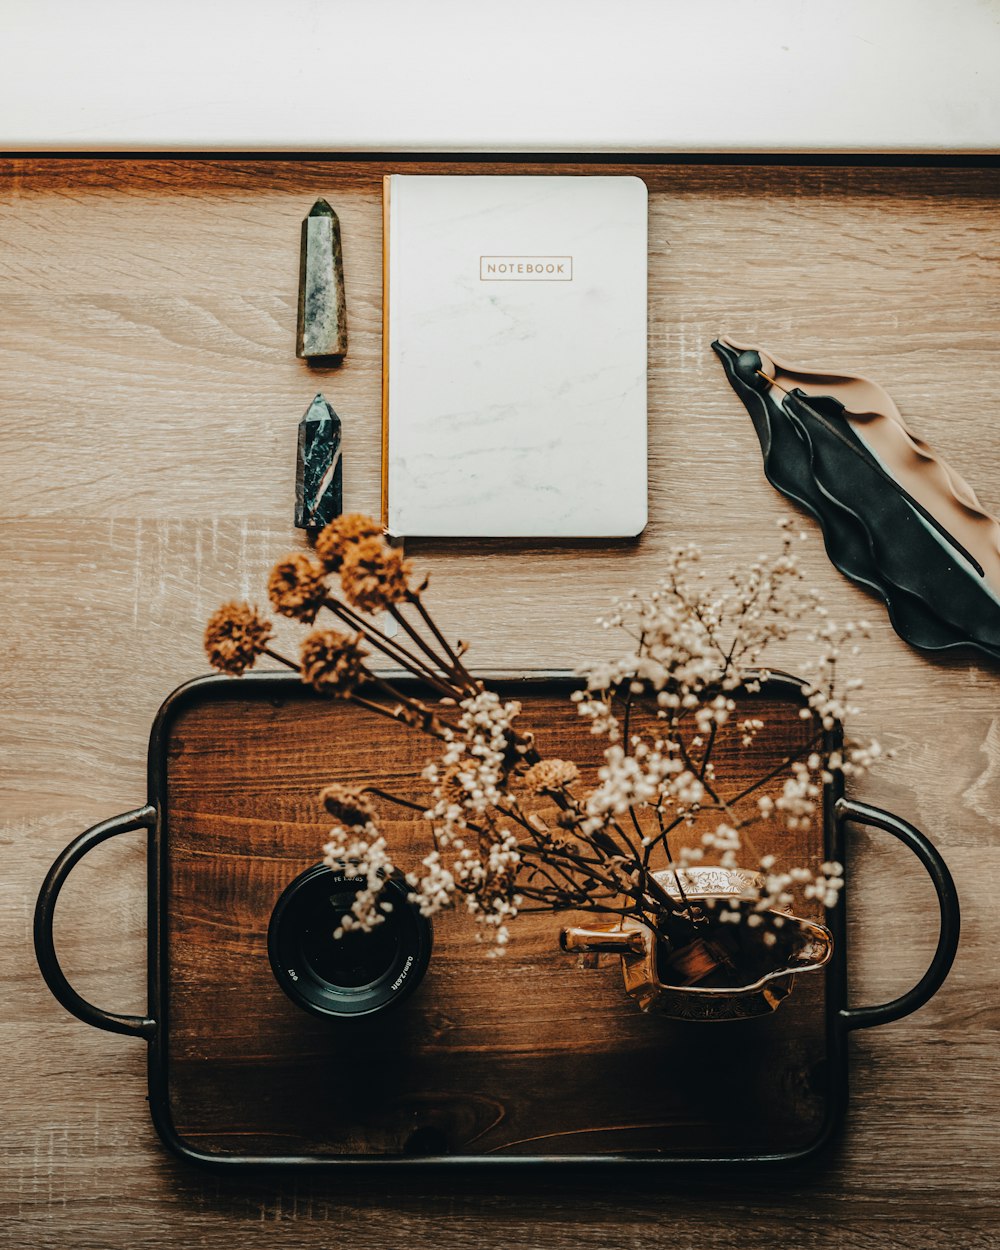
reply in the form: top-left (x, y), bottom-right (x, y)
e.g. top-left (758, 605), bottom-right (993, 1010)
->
top-left (382, 174), bottom-right (648, 537)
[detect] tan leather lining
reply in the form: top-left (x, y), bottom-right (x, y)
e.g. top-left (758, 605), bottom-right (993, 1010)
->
top-left (721, 336), bottom-right (1000, 596)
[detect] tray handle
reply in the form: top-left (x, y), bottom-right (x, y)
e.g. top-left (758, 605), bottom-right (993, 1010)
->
top-left (836, 796), bottom-right (960, 1031)
top-left (33, 806), bottom-right (157, 1039)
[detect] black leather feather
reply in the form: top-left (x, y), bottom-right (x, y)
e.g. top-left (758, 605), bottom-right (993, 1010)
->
top-left (712, 339), bottom-right (1000, 662)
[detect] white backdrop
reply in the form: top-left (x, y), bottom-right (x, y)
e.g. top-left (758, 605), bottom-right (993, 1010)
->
top-left (2, 0), bottom-right (999, 152)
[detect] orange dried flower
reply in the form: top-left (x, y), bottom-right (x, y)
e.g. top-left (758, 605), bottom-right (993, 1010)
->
top-left (300, 629), bottom-right (368, 695)
top-left (203, 601), bottom-right (273, 676)
top-left (523, 759), bottom-right (580, 793)
top-left (319, 783), bottom-right (376, 827)
top-left (439, 763), bottom-right (470, 806)
top-left (268, 553), bottom-right (327, 623)
top-left (339, 536), bottom-right (412, 613)
top-left (314, 513), bottom-right (384, 572)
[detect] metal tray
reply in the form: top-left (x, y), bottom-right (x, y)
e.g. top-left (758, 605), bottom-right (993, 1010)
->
top-left (34, 672), bottom-right (959, 1170)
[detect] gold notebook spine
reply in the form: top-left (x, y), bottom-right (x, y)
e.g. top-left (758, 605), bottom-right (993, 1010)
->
top-left (380, 174), bottom-right (391, 530)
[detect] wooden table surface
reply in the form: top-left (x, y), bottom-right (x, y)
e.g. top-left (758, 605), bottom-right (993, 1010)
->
top-left (2, 158), bottom-right (999, 1248)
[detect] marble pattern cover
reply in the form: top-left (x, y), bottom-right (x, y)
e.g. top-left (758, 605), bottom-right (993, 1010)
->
top-left (382, 175), bottom-right (648, 537)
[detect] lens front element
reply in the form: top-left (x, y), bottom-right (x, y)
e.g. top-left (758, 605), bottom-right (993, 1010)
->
top-left (268, 865), bottom-right (432, 1018)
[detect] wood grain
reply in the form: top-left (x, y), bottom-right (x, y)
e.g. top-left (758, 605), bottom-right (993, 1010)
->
top-left (2, 158), bottom-right (999, 1247)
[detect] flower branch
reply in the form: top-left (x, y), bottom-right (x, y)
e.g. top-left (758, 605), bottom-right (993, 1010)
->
top-left (203, 516), bottom-right (876, 979)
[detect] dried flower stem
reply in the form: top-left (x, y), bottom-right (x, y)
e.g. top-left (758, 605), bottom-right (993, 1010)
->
top-left (388, 602), bottom-right (474, 692)
top-left (261, 645), bottom-right (301, 671)
top-left (362, 786), bottom-right (426, 814)
top-left (349, 692), bottom-right (434, 730)
top-left (322, 597), bottom-right (459, 700)
top-left (408, 591), bottom-right (476, 687)
top-left (518, 830), bottom-right (624, 900)
top-left (723, 733), bottom-right (825, 808)
top-left (698, 720), bottom-right (719, 780)
top-left (364, 674), bottom-right (459, 738)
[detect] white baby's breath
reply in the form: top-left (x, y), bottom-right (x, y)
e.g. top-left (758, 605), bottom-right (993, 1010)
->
top-left (315, 528), bottom-right (880, 968)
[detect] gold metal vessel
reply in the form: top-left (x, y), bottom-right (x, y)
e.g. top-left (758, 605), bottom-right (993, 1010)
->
top-left (560, 866), bottom-right (833, 1021)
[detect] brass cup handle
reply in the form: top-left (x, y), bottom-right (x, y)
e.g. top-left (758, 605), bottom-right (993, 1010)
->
top-left (788, 918), bottom-right (835, 972)
top-left (560, 923), bottom-right (647, 956)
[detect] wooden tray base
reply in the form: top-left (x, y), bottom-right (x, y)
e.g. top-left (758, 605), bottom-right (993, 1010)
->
top-left (159, 675), bottom-right (835, 1163)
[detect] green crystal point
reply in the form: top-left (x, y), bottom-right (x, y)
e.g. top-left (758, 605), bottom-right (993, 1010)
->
top-left (296, 199), bottom-right (348, 359)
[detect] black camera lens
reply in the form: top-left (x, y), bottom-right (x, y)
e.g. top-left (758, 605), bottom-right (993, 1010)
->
top-left (268, 864), bottom-right (432, 1019)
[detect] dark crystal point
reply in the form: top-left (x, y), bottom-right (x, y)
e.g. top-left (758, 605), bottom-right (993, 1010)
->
top-left (295, 393), bottom-right (342, 529)
top-left (296, 199), bottom-right (348, 360)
